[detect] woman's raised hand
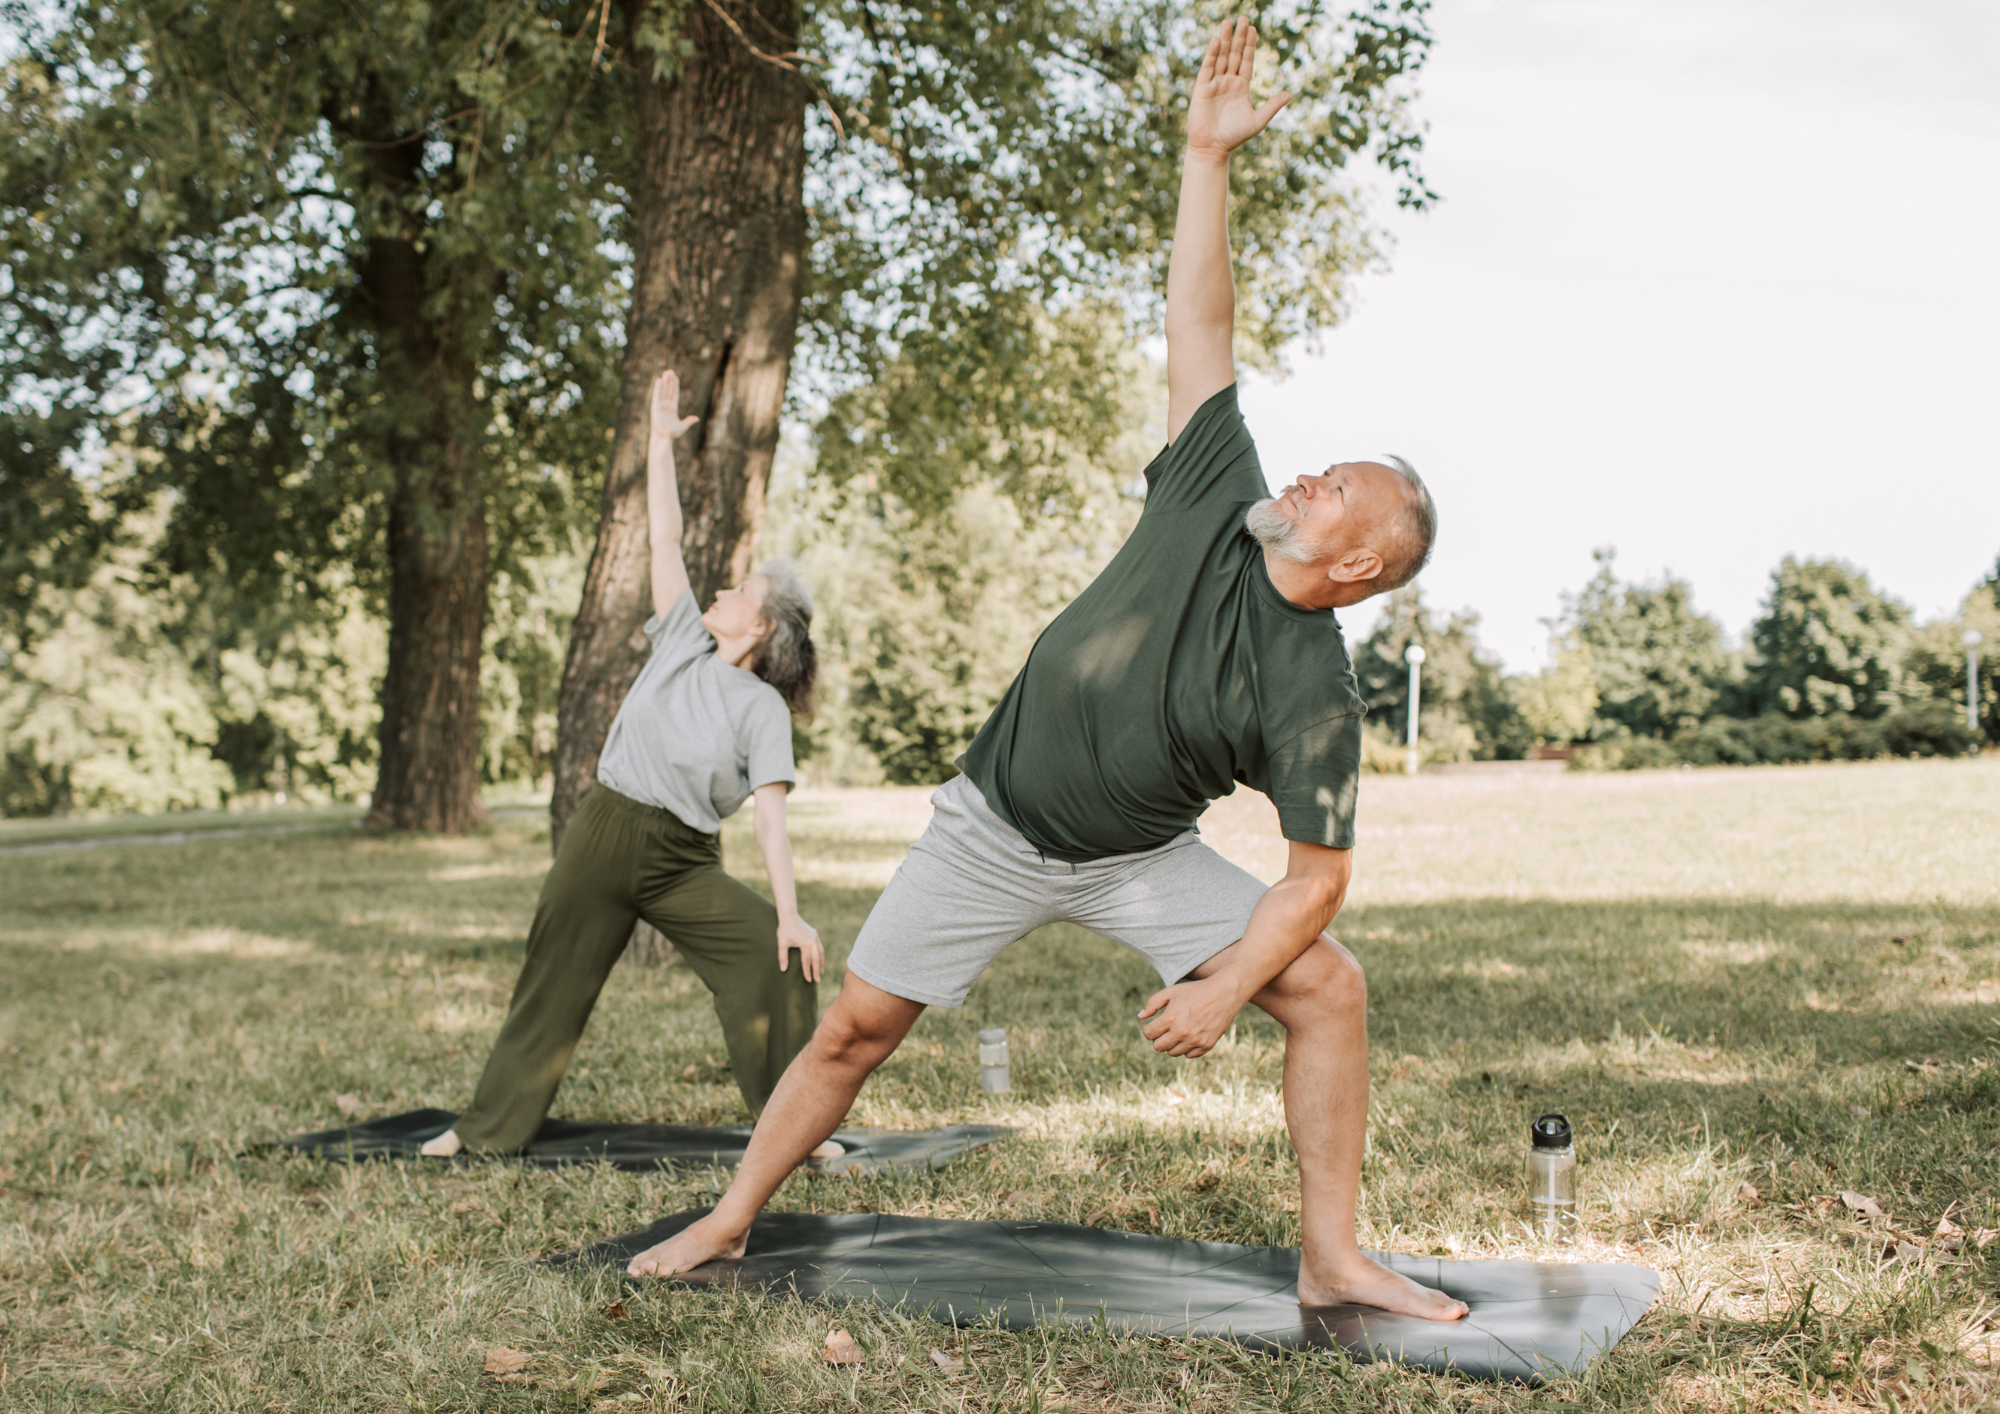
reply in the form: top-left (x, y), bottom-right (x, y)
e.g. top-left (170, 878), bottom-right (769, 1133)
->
top-left (649, 370), bottom-right (701, 442)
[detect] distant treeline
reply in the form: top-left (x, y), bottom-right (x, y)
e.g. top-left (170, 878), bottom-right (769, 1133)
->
top-left (3, 453), bottom-right (1994, 816)
top-left (1350, 549), bottom-right (1996, 774)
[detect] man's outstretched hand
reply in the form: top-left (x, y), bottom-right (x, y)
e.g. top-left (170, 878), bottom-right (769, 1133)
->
top-left (1186, 17), bottom-right (1291, 159)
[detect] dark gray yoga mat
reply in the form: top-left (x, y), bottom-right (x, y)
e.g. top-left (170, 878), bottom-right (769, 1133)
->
top-left (563, 1210), bottom-right (1660, 1381)
top-left (270, 1109), bottom-right (1011, 1176)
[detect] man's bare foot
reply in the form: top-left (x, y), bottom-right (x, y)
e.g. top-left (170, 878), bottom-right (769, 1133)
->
top-left (808, 1139), bottom-right (845, 1159)
top-left (420, 1128), bottom-right (463, 1158)
top-left (626, 1213), bottom-right (749, 1279)
top-left (1300, 1251), bottom-right (1470, 1321)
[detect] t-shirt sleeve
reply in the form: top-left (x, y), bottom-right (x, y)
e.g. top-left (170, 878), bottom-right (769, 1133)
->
top-left (1141, 384), bottom-right (1267, 513)
top-left (641, 590), bottom-right (711, 667)
top-left (1265, 712), bottom-right (1364, 849)
top-left (741, 689), bottom-right (797, 792)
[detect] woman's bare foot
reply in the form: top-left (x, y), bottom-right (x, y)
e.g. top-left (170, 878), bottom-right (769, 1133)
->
top-left (1300, 1251), bottom-right (1470, 1321)
top-left (626, 1213), bottom-right (749, 1278)
top-left (808, 1139), bottom-right (845, 1159)
top-left (419, 1128), bottom-right (463, 1158)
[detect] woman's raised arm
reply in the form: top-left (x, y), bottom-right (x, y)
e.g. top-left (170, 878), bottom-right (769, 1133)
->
top-left (647, 370), bottom-right (701, 618)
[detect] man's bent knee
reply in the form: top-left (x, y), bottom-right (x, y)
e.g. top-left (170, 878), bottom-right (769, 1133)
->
top-left (810, 975), bottom-right (923, 1067)
top-left (1266, 935), bottom-right (1366, 1015)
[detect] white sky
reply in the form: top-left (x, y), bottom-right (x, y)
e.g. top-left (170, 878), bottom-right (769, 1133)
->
top-left (1237, 0), bottom-right (2000, 671)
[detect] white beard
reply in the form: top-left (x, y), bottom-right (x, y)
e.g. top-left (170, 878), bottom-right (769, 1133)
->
top-left (1244, 496), bottom-right (1319, 565)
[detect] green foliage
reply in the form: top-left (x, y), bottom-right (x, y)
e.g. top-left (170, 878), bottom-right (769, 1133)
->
top-left (479, 551), bottom-right (585, 791)
top-left (1512, 637), bottom-right (1599, 746)
top-left (1352, 588), bottom-right (1516, 767)
top-left (0, 507), bottom-right (234, 815)
top-left (0, 0), bottom-right (627, 616)
top-left (798, 1), bottom-right (1436, 512)
top-left (1563, 549), bottom-right (1729, 738)
top-left (1748, 556), bottom-right (1911, 720)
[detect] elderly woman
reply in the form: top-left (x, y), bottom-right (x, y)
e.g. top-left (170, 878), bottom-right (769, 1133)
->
top-left (423, 369), bottom-right (822, 1157)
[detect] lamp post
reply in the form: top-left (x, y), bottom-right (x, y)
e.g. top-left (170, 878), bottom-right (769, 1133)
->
top-left (1404, 643), bottom-right (1427, 776)
top-left (1967, 630), bottom-right (1985, 735)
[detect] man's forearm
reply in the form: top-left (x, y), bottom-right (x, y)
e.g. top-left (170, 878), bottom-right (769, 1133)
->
top-left (1165, 148), bottom-right (1235, 340)
top-left (1212, 875), bottom-right (1342, 1006)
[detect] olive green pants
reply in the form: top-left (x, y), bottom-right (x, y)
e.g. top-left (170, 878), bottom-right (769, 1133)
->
top-left (452, 785), bottom-right (817, 1153)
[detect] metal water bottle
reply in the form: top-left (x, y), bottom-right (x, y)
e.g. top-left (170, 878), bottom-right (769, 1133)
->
top-left (977, 1028), bottom-right (1012, 1094)
top-left (1528, 1113), bottom-right (1577, 1239)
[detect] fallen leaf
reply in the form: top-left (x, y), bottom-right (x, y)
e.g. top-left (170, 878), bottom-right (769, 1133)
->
top-left (334, 1093), bottom-right (361, 1117)
top-left (1737, 1181), bottom-right (1762, 1205)
top-left (823, 1328), bottom-right (865, 1365)
top-left (602, 1302), bottom-right (627, 1319)
top-left (1840, 1191), bottom-right (1887, 1222)
top-left (1085, 1208), bottom-right (1111, 1225)
top-left (681, 1064), bottom-right (698, 1079)
top-left (484, 1347), bottom-right (530, 1376)
top-left (1894, 1241), bottom-right (1926, 1262)
top-left (929, 1348), bottom-right (963, 1373)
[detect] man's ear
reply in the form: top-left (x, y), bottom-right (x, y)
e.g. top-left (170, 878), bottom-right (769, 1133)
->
top-left (1325, 547), bottom-right (1384, 586)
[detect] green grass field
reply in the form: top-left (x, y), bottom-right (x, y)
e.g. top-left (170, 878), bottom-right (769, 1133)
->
top-left (3, 758), bottom-right (1996, 1411)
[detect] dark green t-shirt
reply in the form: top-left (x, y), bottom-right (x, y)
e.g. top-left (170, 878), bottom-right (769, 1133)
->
top-left (958, 384), bottom-right (1366, 862)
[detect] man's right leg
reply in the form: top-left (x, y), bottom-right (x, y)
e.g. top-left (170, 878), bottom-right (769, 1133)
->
top-left (626, 970), bottom-right (924, 1277)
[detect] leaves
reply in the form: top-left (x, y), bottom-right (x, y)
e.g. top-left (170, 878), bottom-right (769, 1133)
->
top-left (821, 1327), bottom-right (864, 1365)
top-left (483, 1346), bottom-right (530, 1380)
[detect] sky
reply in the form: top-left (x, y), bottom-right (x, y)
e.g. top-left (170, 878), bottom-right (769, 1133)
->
top-left (1236, 0), bottom-right (2000, 671)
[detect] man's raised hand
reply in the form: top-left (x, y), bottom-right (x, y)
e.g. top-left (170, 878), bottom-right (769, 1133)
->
top-left (1186, 17), bottom-right (1291, 158)
top-left (649, 370), bottom-right (700, 442)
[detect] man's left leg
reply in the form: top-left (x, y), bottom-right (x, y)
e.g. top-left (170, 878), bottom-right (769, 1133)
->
top-left (1188, 936), bottom-right (1467, 1319)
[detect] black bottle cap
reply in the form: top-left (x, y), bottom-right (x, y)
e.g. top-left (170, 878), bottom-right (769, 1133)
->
top-left (1531, 1113), bottom-right (1573, 1149)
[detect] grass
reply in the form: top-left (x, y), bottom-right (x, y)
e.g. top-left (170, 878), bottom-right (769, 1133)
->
top-left (2, 756), bottom-right (1997, 1411)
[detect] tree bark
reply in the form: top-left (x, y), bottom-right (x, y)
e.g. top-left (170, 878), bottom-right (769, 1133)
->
top-left (551, 0), bottom-right (809, 848)
top-left (366, 412), bottom-right (491, 833)
top-left (347, 108), bottom-right (495, 835)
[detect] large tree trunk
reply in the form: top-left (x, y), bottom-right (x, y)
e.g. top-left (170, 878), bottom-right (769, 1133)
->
top-left (348, 138), bottom-right (494, 833)
top-left (551, 0), bottom-right (809, 848)
top-left (366, 421), bottom-right (491, 833)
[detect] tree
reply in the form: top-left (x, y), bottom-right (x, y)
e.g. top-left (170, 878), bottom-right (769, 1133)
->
top-left (1747, 556), bottom-right (1910, 719)
top-left (3, 0), bottom-right (625, 831)
top-left (1562, 548), bottom-right (1727, 739)
top-left (550, 0), bottom-right (1440, 841)
top-left (1512, 637), bottom-right (1597, 748)
top-left (1354, 588), bottom-right (1512, 764)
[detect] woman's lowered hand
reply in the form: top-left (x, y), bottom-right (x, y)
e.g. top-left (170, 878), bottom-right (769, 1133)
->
top-left (777, 913), bottom-right (823, 984)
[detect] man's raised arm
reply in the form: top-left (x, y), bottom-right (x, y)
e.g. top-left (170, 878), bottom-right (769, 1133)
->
top-left (1164, 17), bottom-right (1291, 444)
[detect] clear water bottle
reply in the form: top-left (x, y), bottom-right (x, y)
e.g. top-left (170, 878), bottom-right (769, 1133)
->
top-left (1528, 1113), bottom-right (1577, 1239)
top-left (977, 1028), bottom-right (1012, 1094)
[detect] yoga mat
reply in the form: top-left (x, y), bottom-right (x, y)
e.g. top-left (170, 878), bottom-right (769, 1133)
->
top-left (563, 1210), bottom-right (1659, 1381)
top-left (269, 1109), bottom-right (1012, 1176)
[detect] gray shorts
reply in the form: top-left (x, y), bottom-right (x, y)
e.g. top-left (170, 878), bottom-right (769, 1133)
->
top-left (846, 774), bottom-right (1270, 1008)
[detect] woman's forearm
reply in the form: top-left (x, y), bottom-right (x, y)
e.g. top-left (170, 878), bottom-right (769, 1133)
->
top-left (753, 803), bottom-right (801, 921)
top-left (646, 371), bottom-right (695, 616)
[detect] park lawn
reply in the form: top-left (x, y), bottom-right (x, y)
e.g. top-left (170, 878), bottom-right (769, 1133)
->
top-left (1, 757), bottom-right (1996, 1412)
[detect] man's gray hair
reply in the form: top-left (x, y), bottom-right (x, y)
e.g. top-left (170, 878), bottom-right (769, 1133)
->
top-left (1374, 454), bottom-right (1437, 592)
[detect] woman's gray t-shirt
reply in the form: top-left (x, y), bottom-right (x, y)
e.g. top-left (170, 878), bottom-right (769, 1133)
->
top-left (595, 591), bottom-right (795, 833)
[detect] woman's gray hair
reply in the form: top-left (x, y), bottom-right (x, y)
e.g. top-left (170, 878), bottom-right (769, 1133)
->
top-left (751, 558), bottom-right (818, 714)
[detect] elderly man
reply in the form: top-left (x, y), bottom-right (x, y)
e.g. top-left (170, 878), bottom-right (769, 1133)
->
top-left (624, 17), bottom-right (1461, 1322)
